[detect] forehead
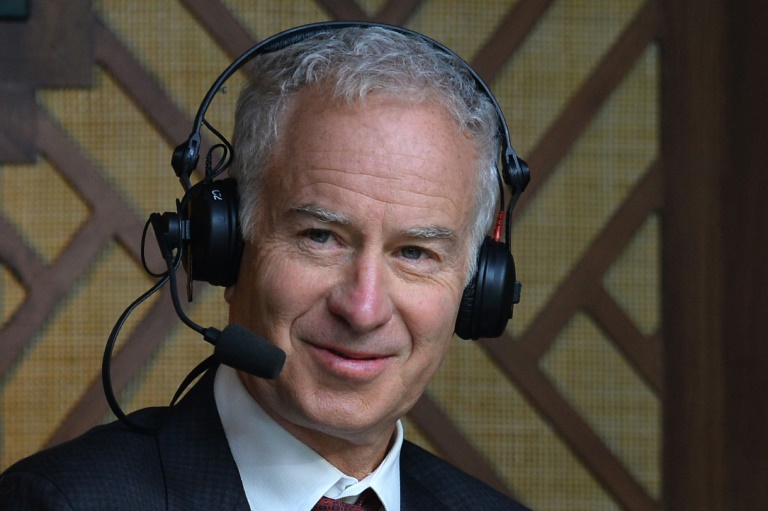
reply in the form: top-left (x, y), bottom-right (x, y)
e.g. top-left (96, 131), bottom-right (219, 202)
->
top-left (270, 90), bottom-right (477, 199)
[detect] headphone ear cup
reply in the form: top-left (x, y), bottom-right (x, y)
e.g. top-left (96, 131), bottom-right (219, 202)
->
top-left (184, 178), bottom-right (243, 287)
top-left (455, 275), bottom-right (478, 340)
top-left (454, 236), bottom-right (519, 340)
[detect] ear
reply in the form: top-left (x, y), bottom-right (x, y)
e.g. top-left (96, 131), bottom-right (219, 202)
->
top-left (224, 285), bottom-right (236, 304)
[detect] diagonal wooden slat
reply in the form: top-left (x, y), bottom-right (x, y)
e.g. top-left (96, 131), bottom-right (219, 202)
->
top-left (29, 112), bottom-right (187, 445)
top-left (47, 12), bottom-right (255, 448)
top-left (34, 113), bottom-right (147, 260)
top-left (0, 215), bottom-right (111, 381)
top-left (409, 394), bottom-right (514, 498)
top-left (40, 22), bottom-right (228, 441)
top-left (181, 0), bottom-right (425, 64)
top-left (2, 100), bottom-right (182, 442)
top-left (516, 0), bottom-right (662, 217)
top-left (0, 106), bottom-right (145, 381)
top-left (520, 159), bottom-right (663, 362)
top-left (180, 0), bottom-right (255, 58)
top-left (472, 0), bottom-right (555, 83)
top-left (315, 0), bottom-right (370, 21)
top-left (479, 162), bottom-right (663, 510)
top-left (94, 19), bottom-right (195, 149)
top-left (374, 0), bottom-right (424, 25)
top-left (0, 214), bottom-right (43, 290)
top-left (46, 286), bottom-right (181, 446)
top-left (484, 337), bottom-right (658, 511)
top-left (586, 286), bottom-right (663, 393)
top-left (0, 214), bottom-right (48, 379)
top-left (0, 82), bottom-right (36, 164)
top-left (95, 18), bottom-right (219, 183)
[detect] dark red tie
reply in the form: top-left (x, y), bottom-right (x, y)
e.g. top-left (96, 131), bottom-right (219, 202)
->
top-left (312, 488), bottom-right (381, 511)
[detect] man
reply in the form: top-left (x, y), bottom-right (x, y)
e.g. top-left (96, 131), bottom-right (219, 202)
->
top-left (0, 25), bottom-right (531, 510)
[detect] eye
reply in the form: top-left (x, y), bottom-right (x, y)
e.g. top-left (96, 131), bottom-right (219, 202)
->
top-left (305, 229), bottom-right (331, 244)
top-left (401, 246), bottom-right (425, 260)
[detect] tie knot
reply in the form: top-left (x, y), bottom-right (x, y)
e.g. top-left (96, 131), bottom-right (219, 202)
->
top-left (312, 488), bottom-right (381, 511)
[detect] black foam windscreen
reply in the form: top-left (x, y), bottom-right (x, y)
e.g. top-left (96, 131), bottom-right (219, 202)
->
top-left (207, 324), bottom-right (286, 379)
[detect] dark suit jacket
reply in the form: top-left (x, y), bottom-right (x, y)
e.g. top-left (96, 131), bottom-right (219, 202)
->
top-left (0, 367), bottom-right (530, 510)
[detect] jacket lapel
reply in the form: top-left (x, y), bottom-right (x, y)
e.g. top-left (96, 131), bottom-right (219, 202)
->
top-left (400, 443), bottom-right (449, 511)
top-left (155, 365), bottom-right (250, 511)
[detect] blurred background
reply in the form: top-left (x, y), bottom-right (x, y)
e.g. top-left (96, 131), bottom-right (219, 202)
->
top-left (1, 1), bottom-right (765, 510)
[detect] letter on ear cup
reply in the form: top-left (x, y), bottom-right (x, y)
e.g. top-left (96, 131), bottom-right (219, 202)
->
top-left (185, 178), bottom-right (243, 287)
top-left (454, 236), bottom-right (520, 340)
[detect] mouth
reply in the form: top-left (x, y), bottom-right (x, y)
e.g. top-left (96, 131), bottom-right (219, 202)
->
top-left (324, 347), bottom-right (380, 361)
top-left (306, 342), bottom-right (392, 379)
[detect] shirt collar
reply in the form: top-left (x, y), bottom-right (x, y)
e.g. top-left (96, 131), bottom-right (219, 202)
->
top-left (214, 364), bottom-right (402, 511)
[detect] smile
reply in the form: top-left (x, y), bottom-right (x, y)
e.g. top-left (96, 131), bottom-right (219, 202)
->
top-left (306, 342), bottom-right (392, 380)
top-left (327, 348), bottom-right (378, 360)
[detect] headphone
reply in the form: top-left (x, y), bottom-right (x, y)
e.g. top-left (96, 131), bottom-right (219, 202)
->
top-left (160, 21), bottom-right (530, 340)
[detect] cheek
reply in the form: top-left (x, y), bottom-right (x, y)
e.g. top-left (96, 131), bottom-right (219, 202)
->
top-left (232, 250), bottom-right (330, 333)
top-left (410, 337), bottom-right (452, 384)
top-left (400, 286), bottom-right (460, 375)
top-left (401, 281), bottom-right (462, 339)
top-left (395, 332), bottom-right (453, 416)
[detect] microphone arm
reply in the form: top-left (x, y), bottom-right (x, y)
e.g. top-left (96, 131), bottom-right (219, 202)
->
top-left (101, 215), bottom-right (286, 434)
top-left (150, 213), bottom-right (286, 380)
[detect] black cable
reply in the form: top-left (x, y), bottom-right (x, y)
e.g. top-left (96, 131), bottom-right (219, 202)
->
top-left (169, 355), bottom-right (217, 407)
top-left (140, 216), bottom-right (169, 279)
top-left (102, 275), bottom-right (168, 434)
top-left (103, 213), bottom-right (211, 432)
top-left (103, 211), bottom-right (199, 433)
top-left (202, 119), bottom-right (233, 179)
top-left (162, 246), bottom-right (204, 335)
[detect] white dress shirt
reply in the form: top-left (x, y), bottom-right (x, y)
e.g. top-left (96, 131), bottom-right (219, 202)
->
top-left (214, 364), bottom-right (402, 511)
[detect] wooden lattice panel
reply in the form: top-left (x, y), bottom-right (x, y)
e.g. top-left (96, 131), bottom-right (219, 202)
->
top-left (0, 1), bottom-right (662, 510)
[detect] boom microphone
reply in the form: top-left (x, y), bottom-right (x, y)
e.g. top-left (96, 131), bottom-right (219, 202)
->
top-left (204, 324), bottom-right (285, 379)
top-left (149, 212), bottom-right (286, 379)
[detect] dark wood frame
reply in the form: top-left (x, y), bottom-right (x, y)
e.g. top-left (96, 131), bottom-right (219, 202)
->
top-left (661, 0), bottom-right (768, 509)
top-left (0, 0), bottom-right (93, 163)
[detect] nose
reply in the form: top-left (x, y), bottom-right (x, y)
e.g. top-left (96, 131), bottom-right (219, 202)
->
top-left (327, 252), bottom-right (394, 333)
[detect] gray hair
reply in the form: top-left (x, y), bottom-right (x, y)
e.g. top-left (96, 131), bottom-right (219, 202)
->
top-left (229, 26), bottom-right (501, 281)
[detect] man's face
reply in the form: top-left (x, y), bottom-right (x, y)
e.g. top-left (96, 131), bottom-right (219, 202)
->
top-left (227, 89), bottom-right (478, 452)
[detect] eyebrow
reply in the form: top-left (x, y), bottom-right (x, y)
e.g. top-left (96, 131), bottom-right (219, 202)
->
top-left (402, 225), bottom-right (457, 241)
top-left (290, 202), bottom-right (459, 243)
top-left (290, 203), bottom-right (351, 224)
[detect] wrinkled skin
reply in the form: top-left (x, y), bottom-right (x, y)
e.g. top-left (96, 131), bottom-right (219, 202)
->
top-left (226, 89), bottom-right (478, 478)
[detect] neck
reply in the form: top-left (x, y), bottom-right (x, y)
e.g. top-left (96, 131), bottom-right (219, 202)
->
top-left (240, 374), bottom-right (397, 479)
top-left (293, 426), bottom-right (395, 480)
